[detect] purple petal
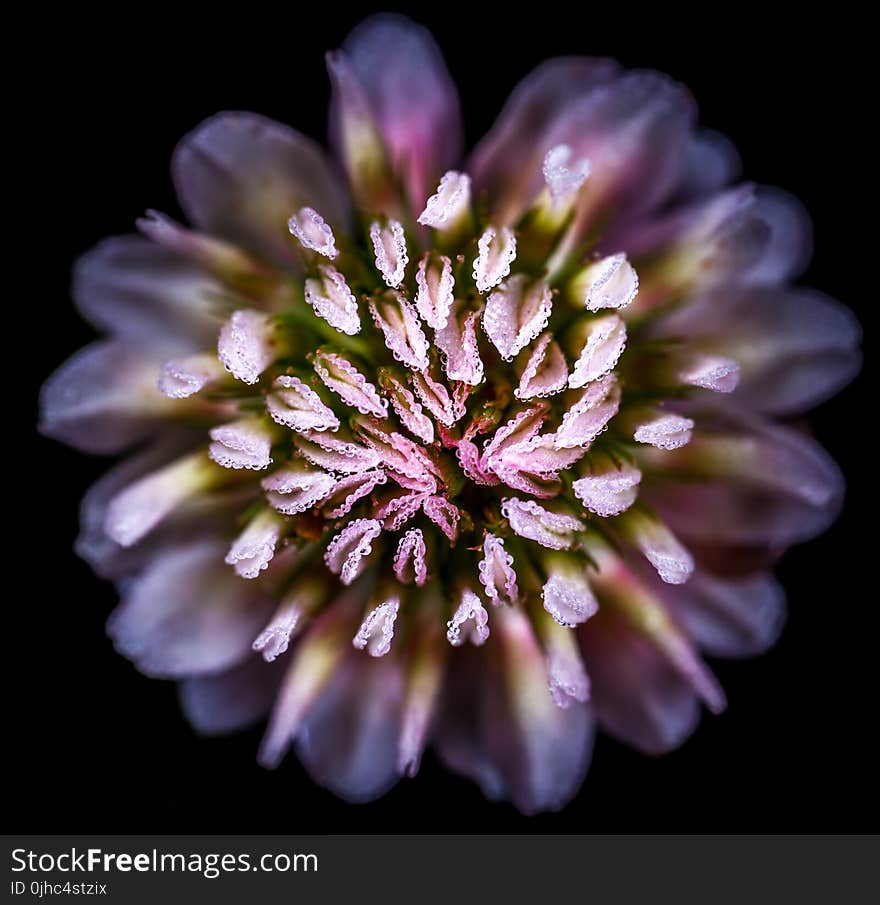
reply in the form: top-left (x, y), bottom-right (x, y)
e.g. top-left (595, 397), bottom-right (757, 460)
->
top-left (578, 610), bottom-right (701, 754)
top-left (295, 653), bottom-right (405, 803)
top-left (40, 341), bottom-right (175, 453)
top-left (107, 540), bottom-right (273, 678)
top-left (313, 350), bottom-right (388, 418)
top-left (324, 518), bottom-right (383, 585)
top-left (483, 276), bottom-right (552, 362)
top-left (172, 112), bottom-right (349, 269)
top-left (179, 654), bottom-right (285, 735)
top-left (331, 14), bottom-right (462, 214)
top-left (73, 236), bottom-right (222, 346)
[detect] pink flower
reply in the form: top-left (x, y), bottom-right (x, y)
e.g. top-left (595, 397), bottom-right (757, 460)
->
top-left (40, 13), bottom-right (860, 813)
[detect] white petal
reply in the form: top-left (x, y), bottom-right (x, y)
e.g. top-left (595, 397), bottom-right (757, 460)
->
top-left (370, 219), bottom-right (409, 288)
top-left (484, 275), bottom-right (553, 362)
top-left (473, 226), bottom-right (516, 293)
top-left (417, 170), bottom-right (471, 230)
top-left (288, 206), bottom-right (338, 259)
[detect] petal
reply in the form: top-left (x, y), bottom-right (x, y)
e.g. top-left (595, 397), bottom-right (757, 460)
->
top-left (369, 219), bottom-right (409, 288)
top-left (369, 290), bottom-right (430, 371)
top-left (304, 266), bottom-right (361, 336)
top-left (652, 286), bottom-right (861, 416)
top-left (319, 469), bottom-right (387, 519)
top-left (294, 431), bottom-right (381, 474)
top-left (172, 111), bottom-right (349, 269)
top-left (483, 275), bottom-right (552, 362)
top-left (417, 171), bottom-right (471, 230)
top-left (422, 496), bottom-right (460, 542)
top-left (414, 252), bottom-right (454, 330)
top-left (331, 14), bottom-right (462, 213)
top-left (578, 609), bottom-right (701, 754)
top-left (313, 350), bottom-right (388, 418)
top-left (224, 509), bottom-right (285, 578)
top-left (266, 375), bottom-right (340, 433)
top-left (473, 226), bottom-right (516, 294)
top-left (353, 596), bottom-right (400, 657)
top-left (434, 300), bottom-right (485, 385)
top-left (572, 461), bottom-right (642, 517)
top-left (468, 57), bottom-right (620, 223)
top-left (653, 569), bottom-right (787, 659)
top-left (555, 375), bottom-right (621, 449)
top-left (262, 460), bottom-right (336, 515)
top-left (446, 589), bottom-right (491, 647)
top-left (217, 309), bottom-right (286, 385)
top-left (633, 412), bottom-right (694, 450)
top-left (568, 253), bottom-right (639, 312)
top-left (478, 533), bottom-right (519, 605)
top-left (567, 313), bottom-right (627, 388)
top-left (179, 654), bottom-right (284, 735)
top-left (380, 371), bottom-right (434, 443)
top-left (501, 498), bottom-right (585, 550)
top-left (295, 653), bottom-right (405, 803)
top-left (288, 206), bottom-right (339, 259)
top-left (541, 552), bottom-right (599, 627)
top-left (208, 417), bottom-right (274, 470)
top-left (40, 341), bottom-right (176, 453)
top-left (515, 332), bottom-right (569, 400)
top-left (107, 540), bottom-right (273, 678)
top-left (324, 518), bottom-right (383, 585)
top-left (73, 236), bottom-right (222, 346)
top-left (437, 607), bottom-right (594, 814)
top-left (158, 353), bottom-right (227, 399)
top-left (393, 528), bottom-right (428, 586)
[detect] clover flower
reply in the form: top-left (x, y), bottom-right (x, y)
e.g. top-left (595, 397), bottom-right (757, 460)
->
top-left (40, 14), bottom-right (861, 812)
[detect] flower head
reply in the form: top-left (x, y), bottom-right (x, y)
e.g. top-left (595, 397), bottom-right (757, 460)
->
top-left (41, 13), bottom-right (860, 812)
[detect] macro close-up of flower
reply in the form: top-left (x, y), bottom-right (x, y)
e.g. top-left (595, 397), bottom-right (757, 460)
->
top-left (38, 12), bottom-right (861, 814)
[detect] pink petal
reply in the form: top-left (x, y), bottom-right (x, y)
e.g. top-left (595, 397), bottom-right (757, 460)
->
top-left (295, 653), bottom-right (405, 803)
top-left (621, 511), bottom-right (694, 585)
top-left (578, 611), bottom-right (702, 754)
top-left (568, 313), bottom-right (627, 388)
top-left (541, 552), bottom-right (599, 627)
top-left (650, 286), bottom-right (861, 416)
top-left (262, 460), bottom-right (336, 514)
top-left (320, 469), bottom-right (387, 518)
top-left (380, 372), bottom-right (434, 443)
top-left (353, 596), bottom-right (400, 657)
top-left (266, 374), bottom-right (340, 433)
top-left (542, 144), bottom-right (591, 201)
top-left (414, 252), bottom-right (454, 330)
top-left (541, 617), bottom-right (591, 708)
top-left (313, 350), bottom-right (388, 418)
top-left (555, 375), bottom-right (621, 449)
top-left (438, 606), bottom-right (593, 814)
top-left (324, 518), bottom-right (383, 585)
top-left (304, 265), bottom-right (361, 336)
top-left (516, 332), bottom-right (569, 400)
top-left (468, 57), bottom-right (619, 224)
top-left (478, 533), bottom-right (519, 605)
top-left (393, 528), bottom-right (428, 586)
top-left (107, 540), bottom-right (273, 678)
top-left (209, 417), bottom-right (274, 470)
top-left (369, 290), bottom-right (430, 371)
top-left (331, 14), bottom-right (462, 214)
top-left (484, 275), bottom-right (553, 362)
top-left (446, 590), bottom-right (490, 647)
top-left (104, 452), bottom-right (214, 548)
top-left (295, 431), bottom-right (381, 474)
top-left (376, 490), bottom-right (430, 531)
top-left (422, 496), bottom-right (460, 542)
top-left (434, 300), bottom-right (485, 385)
top-left (501, 498), bottom-right (585, 550)
top-left (658, 569), bottom-right (787, 659)
top-left (410, 369), bottom-right (463, 427)
top-left (172, 111), bottom-right (349, 269)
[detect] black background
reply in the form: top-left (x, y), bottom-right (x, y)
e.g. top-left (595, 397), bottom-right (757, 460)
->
top-left (13, 5), bottom-right (875, 831)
